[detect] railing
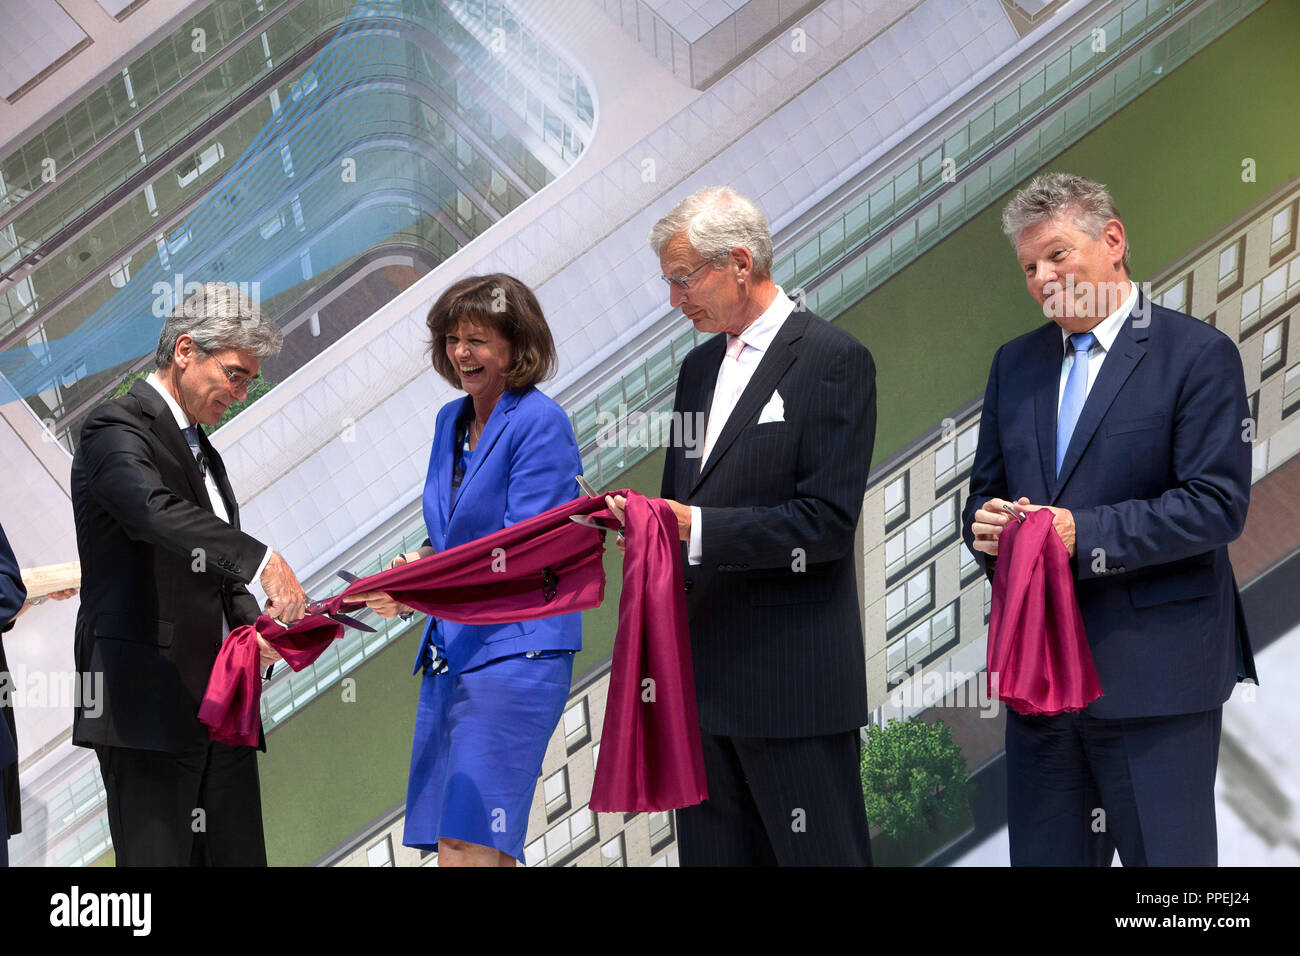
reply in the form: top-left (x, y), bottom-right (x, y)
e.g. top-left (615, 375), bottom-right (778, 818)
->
top-left (567, 0), bottom-right (1266, 496)
top-left (794, 0), bottom-right (1265, 320)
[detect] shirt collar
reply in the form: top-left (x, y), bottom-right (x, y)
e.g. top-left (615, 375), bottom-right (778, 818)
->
top-left (1060, 280), bottom-right (1138, 354)
top-left (146, 371), bottom-right (197, 432)
top-left (734, 285), bottom-right (795, 353)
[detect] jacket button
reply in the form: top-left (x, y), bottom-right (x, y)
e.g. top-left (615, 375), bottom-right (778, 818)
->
top-left (683, 580), bottom-right (694, 592)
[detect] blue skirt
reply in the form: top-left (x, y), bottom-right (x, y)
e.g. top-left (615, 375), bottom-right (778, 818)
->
top-left (403, 650), bottom-right (574, 863)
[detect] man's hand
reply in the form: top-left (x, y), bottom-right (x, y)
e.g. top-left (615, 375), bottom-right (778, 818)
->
top-left (14, 587), bottom-right (78, 621)
top-left (260, 550), bottom-right (307, 623)
top-left (603, 494), bottom-right (690, 545)
top-left (664, 499), bottom-right (691, 542)
top-left (604, 495), bottom-right (629, 554)
top-left (1018, 503), bottom-right (1077, 557)
top-left (257, 636), bottom-right (283, 668)
top-left (970, 497), bottom-right (1030, 556)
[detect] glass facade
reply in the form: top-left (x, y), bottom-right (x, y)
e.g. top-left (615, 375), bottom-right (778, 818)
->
top-left (0, 0), bottom-right (593, 447)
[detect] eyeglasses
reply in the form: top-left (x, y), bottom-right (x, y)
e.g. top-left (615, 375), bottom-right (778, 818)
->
top-left (208, 353), bottom-right (257, 393)
top-left (661, 259), bottom-right (718, 290)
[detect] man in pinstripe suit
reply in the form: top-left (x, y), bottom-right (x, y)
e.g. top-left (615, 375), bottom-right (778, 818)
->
top-left (612, 186), bottom-right (877, 865)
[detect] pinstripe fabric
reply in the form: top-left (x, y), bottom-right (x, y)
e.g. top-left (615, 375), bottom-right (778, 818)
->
top-left (662, 308), bottom-right (877, 738)
top-left (676, 730), bottom-right (872, 866)
top-left (661, 307), bottom-right (876, 866)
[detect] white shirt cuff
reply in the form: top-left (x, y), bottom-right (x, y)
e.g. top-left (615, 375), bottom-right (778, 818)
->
top-left (688, 506), bottom-right (703, 566)
top-left (252, 546), bottom-right (273, 585)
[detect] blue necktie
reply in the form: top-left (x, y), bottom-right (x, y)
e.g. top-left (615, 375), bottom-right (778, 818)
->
top-left (182, 425), bottom-right (207, 476)
top-left (1056, 332), bottom-right (1097, 477)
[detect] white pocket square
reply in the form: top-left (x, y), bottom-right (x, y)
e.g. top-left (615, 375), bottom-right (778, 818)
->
top-left (757, 390), bottom-right (785, 424)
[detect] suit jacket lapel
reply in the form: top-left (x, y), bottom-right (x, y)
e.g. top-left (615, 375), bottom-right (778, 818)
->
top-left (1051, 304), bottom-right (1149, 501)
top-left (202, 433), bottom-right (239, 527)
top-left (133, 381), bottom-right (211, 510)
top-left (691, 312), bottom-right (803, 494)
top-left (431, 399), bottom-right (463, 541)
top-left (448, 390), bottom-right (519, 522)
top-left (1031, 324), bottom-right (1065, 498)
top-left (687, 335), bottom-right (726, 485)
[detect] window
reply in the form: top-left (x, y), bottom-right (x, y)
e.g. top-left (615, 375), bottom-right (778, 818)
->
top-left (176, 141), bottom-right (224, 188)
top-left (1271, 201), bottom-right (1297, 261)
top-left (983, 578), bottom-right (992, 623)
top-left (601, 834), bottom-right (626, 867)
top-left (883, 473), bottom-right (909, 529)
top-left (259, 211), bottom-right (285, 240)
top-left (366, 835), bottom-right (393, 867)
top-left (544, 767), bottom-right (570, 820)
top-left (648, 811), bottom-right (674, 854)
top-left (525, 805), bottom-right (598, 867)
top-left (934, 422), bottom-right (979, 490)
top-left (1283, 363), bottom-right (1300, 418)
top-left (960, 542), bottom-right (982, 587)
top-left (885, 603), bottom-right (959, 688)
top-left (563, 698), bottom-right (590, 753)
top-left (884, 495), bottom-right (959, 581)
top-left (1241, 264), bottom-right (1290, 336)
top-left (591, 742), bottom-right (600, 772)
top-left (1261, 321), bottom-right (1286, 379)
top-left (885, 566), bottom-right (934, 634)
top-left (1156, 274), bottom-right (1190, 313)
top-left (1217, 238), bottom-right (1243, 297)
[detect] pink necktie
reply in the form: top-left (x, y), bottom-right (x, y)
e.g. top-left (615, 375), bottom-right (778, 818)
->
top-left (702, 335), bottom-right (747, 464)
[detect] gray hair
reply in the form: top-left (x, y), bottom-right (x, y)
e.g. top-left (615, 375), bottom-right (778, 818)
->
top-left (1001, 172), bottom-right (1131, 273)
top-left (155, 281), bottom-right (283, 368)
top-left (648, 186), bottom-right (774, 278)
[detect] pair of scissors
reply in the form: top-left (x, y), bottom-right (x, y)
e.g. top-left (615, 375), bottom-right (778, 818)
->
top-left (338, 568), bottom-right (414, 623)
top-left (569, 475), bottom-right (625, 541)
top-left (271, 573), bottom-right (377, 632)
top-left (273, 602), bottom-right (375, 632)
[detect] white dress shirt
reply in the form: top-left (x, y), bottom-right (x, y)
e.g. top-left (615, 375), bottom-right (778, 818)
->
top-left (1057, 281), bottom-right (1138, 409)
top-left (146, 373), bottom-right (273, 622)
top-left (688, 287), bottom-right (796, 565)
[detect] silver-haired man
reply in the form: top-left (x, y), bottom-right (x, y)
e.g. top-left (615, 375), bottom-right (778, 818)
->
top-left (611, 186), bottom-right (878, 865)
top-left (71, 282), bottom-right (309, 866)
top-left (962, 172), bottom-right (1255, 865)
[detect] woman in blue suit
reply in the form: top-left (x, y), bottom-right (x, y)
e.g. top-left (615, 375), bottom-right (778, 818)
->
top-left (360, 274), bottom-right (582, 866)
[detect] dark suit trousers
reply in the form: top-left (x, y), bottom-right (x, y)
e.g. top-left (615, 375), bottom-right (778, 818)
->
top-left (676, 729), bottom-right (873, 866)
top-left (1006, 707), bottom-right (1222, 866)
top-left (96, 740), bottom-right (267, 866)
top-left (0, 776), bottom-right (8, 867)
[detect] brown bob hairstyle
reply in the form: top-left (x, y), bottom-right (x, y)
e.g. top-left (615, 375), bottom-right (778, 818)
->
top-left (426, 273), bottom-right (558, 391)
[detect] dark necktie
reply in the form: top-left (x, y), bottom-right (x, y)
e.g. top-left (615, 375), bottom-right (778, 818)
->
top-left (181, 425), bottom-right (208, 477)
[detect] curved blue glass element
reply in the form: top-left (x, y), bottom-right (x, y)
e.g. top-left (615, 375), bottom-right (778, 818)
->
top-left (0, 0), bottom-right (591, 406)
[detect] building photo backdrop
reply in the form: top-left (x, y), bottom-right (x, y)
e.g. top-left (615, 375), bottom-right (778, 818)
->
top-left (0, 0), bottom-right (1297, 867)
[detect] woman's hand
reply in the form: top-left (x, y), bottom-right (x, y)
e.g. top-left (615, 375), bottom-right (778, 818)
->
top-left (352, 547), bottom-right (432, 618)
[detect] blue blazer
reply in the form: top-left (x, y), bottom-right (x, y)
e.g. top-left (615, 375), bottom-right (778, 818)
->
top-left (962, 293), bottom-right (1257, 719)
top-left (415, 387), bottom-right (583, 673)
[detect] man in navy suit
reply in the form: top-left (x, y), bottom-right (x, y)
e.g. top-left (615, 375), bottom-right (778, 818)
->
top-left (0, 521), bottom-right (26, 868)
top-left (612, 186), bottom-right (877, 865)
top-left (963, 172), bottom-right (1256, 866)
